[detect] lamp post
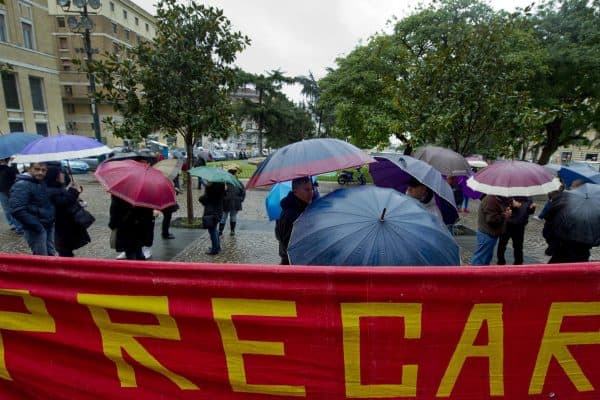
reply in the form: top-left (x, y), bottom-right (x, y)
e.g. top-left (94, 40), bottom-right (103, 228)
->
top-left (58, 0), bottom-right (102, 144)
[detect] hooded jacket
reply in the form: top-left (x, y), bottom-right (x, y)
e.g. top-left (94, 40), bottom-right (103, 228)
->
top-left (9, 174), bottom-right (55, 232)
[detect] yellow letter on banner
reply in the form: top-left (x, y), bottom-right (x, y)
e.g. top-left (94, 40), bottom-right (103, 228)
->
top-left (436, 304), bottom-right (504, 397)
top-left (0, 289), bottom-right (56, 381)
top-left (211, 298), bottom-right (305, 397)
top-left (77, 294), bottom-right (198, 389)
top-left (341, 302), bottom-right (422, 398)
top-left (529, 302), bottom-right (600, 394)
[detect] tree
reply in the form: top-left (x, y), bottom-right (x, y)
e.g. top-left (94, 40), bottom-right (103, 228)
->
top-left (529, 0), bottom-right (600, 164)
top-left (262, 96), bottom-right (315, 147)
top-left (235, 69), bottom-right (295, 153)
top-left (295, 71), bottom-right (331, 136)
top-left (88, 0), bottom-right (249, 222)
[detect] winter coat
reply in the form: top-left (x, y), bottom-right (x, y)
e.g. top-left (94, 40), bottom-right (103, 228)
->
top-left (47, 184), bottom-right (90, 252)
top-left (477, 195), bottom-right (509, 238)
top-left (0, 164), bottom-right (18, 194)
top-left (9, 174), bottom-right (55, 232)
top-left (108, 196), bottom-right (154, 252)
top-left (223, 180), bottom-right (245, 212)
top-left (507, 196), bottom-right (534, 226)
top-left (275, 191), bottom-right (309, 263)
top-left (199, 183), bottom-right (225, 217)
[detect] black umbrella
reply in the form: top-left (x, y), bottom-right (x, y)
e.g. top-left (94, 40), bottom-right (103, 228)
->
top-left (549, 183), bottom-right (600, 246)
top-left (103, 150), bottom-right (157, 165)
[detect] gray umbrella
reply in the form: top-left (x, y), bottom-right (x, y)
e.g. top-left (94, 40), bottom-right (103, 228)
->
top-left (412, 146), bottom-right (470, 176)
top-left (550, 183), bottom-right (600, 246)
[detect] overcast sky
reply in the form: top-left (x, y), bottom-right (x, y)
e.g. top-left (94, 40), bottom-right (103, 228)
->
top-left (135, 0), bottom-right (533, 101)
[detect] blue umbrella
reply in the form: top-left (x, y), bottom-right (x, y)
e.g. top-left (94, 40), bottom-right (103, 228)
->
top-left (12, 134), bottom-right (112, 163)
top-left (0, 132), bottom-right (43, 159)
top-left (287, 186), bottom-right (460, 266)
top-left (369, 155), bottom-right (458, 224)
top-left (558, 163), bottom-right (600, 188)
top-left (265, 177), bottom-right (318, 221)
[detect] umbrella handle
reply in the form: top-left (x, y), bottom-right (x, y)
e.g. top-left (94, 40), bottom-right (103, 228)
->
top-left (380, 208), bottom-right (387, 221)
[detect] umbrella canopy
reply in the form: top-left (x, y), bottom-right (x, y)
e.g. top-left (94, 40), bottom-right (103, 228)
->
top-left (246, 138), bottom-right (375, 188)
top-left (369, 155), bottom-right (458, 224)
top-left (94, 160), bottom-right (176, 209)
top-left (188, 166), bottom-right (243, 188)
top-left (467, 160), bottom-right (560, 196)
top-left (413, 146), bottom-right (471, 176)
top-left (153, 158), bottom-right (183, 180)
top-left (544, 163), bottom-right (562, 175)
top-left (0, 132), bottom-right (44, 159)
top-left (265, 177), bottom-right (318, 221)
top-left (287, 186), bottom-right (460, 266)
top-left (550, 184), bottom-right (600, 246)
top-left (557, 163), bottom-right (600, 188)
top-left (12, 134), bottom-right (112, 163)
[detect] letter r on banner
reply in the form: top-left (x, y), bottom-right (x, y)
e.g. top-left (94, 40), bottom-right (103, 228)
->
top-left (0, 289), bottom-right (56, 381)
top-left (341, 302), bottom-right (422, 398)
top-left (211, 298), bottom-right (306, 397)
top-left (77, 294), bottom-right (198, 390)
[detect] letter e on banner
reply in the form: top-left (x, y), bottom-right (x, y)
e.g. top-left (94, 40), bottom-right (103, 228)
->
top-left (211, 298), bottom-right (306, 397)
top-left (529, 302), bottom-right (600, 394)
top-left (77, 294), bottom-right (198, 390)
top-left (341, 302), bottom-right (422, 398)
top-left (0, 289), bottom-right (56, 381)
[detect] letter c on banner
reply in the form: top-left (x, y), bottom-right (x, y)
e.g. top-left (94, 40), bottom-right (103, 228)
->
top-left (0, 289), bottom-right (56, 381)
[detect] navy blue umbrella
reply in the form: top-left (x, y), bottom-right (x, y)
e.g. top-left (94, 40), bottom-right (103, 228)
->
top-left (551, 183), bottom-right (600, 246)
top-left (557, 163), bottom-right (600, 188)
top-left (287, 186), bottom-right (460, 266)
top-left (369, 155), bottom-right (458, 224)
top-left (0, 132), bottom-right (43, 159)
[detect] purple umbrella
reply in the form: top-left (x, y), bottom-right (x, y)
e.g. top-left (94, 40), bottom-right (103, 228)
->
top-left (12, 134), bottom-right (112, 163)
top-left (467, 160), bottom-right (560, 196)
top-left (369, 155), bottom-right (458, 225)
top-left (456, 174), bottom-right (483, 200)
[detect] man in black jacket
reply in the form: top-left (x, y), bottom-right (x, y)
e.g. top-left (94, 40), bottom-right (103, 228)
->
top-left (0, 158), bottom-right (22, 234)
top-left (9, 162), bottom-right (56, 255)
top-left (275, 177), bottom-right (314, 265)
top-left (497, 196), bottom-right (535, 265)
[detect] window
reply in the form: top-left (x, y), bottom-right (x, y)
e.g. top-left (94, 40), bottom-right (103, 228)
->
top-left (125, 30), bottom-right (129, 40)
top-left (64, 85), bottom-right (73, 96)
top-left (2, 72), bottom-right (21, 109)
top-left (585, 153), bottom-right (598, 161)
top-left (122, 10), bottom-right (127, 19)
top-left (109, 2), bottom-right (114, 11)
top-left (56, 16), bottom-right (65, 28)
top-left (145, 23), bottom-right (149, 31)
top-left (35, 122), bottom-right (48, 136)
top-left (0, 12), bottom-right (7, 42)
top-left (29, 76), bottom-right (45, 112)
top-left (135, 17), bottom-right (139, 25)
top-left (21, 21), bottom-right (35, 49)
top-left (66, 103), bottom-right (75, 113)
top-left (111, 22), bottom-right (117, 34)
top-left (561, 152), bottom-right (572, 164)
top-left (9, 121), bottom-right (24, 132)
top-left (61, 59), bottom-right (71, 71)
top-left (59, 37), bottom-right (68, 49)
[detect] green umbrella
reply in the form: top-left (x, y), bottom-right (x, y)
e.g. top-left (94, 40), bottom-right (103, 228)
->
top-left (188, 166), bottom-right (243, 188)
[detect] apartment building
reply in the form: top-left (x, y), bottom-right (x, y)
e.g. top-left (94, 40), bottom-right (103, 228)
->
top-left (1, 0), bottom-right (65, 136)
top-left (47, 0), bottom-right (155, 145)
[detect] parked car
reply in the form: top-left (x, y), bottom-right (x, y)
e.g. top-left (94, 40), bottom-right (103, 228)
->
top-left (78, 157), bottom-right (100, 170)
top-left (225, 150), bottom-right (238, 160)
top-left (61, 159), bottom-right (90, 174)
top-left (210, 150), bottom-right (227, 161)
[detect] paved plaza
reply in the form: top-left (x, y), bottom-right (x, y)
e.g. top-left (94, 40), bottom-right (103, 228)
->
top-left (1, 173), bottom-right (598, 265)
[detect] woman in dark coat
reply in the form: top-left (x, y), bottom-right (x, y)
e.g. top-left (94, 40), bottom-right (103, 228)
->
top-left (45, 166), bottom-right (90, 257)
top-left (219, 169), bottom-right (245, 236)
top-left (109, 195), bottom-right (154, 260)
top-left (199, 182), bottom-right (225, 255)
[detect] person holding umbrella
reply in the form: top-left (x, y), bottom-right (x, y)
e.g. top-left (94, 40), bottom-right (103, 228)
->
top-left (109, 195), bottom-right (154, 260)
top-left (496, 197), bottom-right (535, 265)
top-left (275, 177), bottom-right (314, 265)
top-left (406, 177), bottom-right (443, 221)
top-left (0, 158), bottom-right (23, 234)
top-left (219, 167), bottom-right (245, 236)
top-left (471, 195), bottom-right (512, 265)
top-left (199, 182), bottom-right (226, 255)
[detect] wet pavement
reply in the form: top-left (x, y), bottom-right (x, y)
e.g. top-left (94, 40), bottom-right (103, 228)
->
top-left (1, 174), bottom-right (598, 265)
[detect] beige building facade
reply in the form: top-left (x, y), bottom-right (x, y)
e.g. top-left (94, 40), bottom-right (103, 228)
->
top-left (1, 0), bottom-right (65, 136)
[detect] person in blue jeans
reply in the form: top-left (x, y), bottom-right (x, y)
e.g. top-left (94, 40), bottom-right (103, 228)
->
top-left (471, 194), bottom-right (511, 265)
top-left (0, 159), bottom-right (23, 234)
top-left (9, 162), bottom-right (56, 256)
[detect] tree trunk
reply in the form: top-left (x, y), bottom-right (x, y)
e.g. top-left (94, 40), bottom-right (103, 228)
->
top-left (537, 117), bottom-right (562, 165)
top-left (185, 138), bottom-right (194, 223)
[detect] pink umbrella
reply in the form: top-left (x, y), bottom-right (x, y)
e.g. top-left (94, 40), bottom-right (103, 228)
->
top-left (467, 160), bottom-right (560, 196)
top-left (95, 160), bottom-right (176, 209)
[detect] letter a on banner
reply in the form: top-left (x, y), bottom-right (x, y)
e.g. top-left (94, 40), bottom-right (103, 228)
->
top-left (0, 289), bottom-right (56, 381)
top-left (529, 302), bottom-right (600, 394)
top-left (341, 302), bottom-right (422, 398)
top-left (78, 294), bottom-right (198, 389)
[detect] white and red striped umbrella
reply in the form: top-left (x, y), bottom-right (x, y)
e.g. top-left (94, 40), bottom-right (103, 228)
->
top-left (467, 160), bottom-right (561, 196)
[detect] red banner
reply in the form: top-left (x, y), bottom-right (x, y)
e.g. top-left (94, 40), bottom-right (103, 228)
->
top-left (0, 254), bottom-right (598, 399)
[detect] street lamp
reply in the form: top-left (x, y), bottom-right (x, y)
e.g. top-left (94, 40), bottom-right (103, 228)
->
top-left (57, 0), bottom-right (102, 144)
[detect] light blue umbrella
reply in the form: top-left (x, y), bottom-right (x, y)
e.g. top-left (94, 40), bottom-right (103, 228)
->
top-left (0, 132), bottom-right (43, 159)
top-left (288, 186), bottom-right (460, 266)
top-left (265, 177), bottom-right (318, 221)
top-left (557, 163), bottom-right (600, 188)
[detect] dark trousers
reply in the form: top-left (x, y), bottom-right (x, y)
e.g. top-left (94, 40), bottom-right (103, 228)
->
top-left (162, 209), bottom-right (173, 236)
top-left (497, 223), bottom-right (526, 265)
